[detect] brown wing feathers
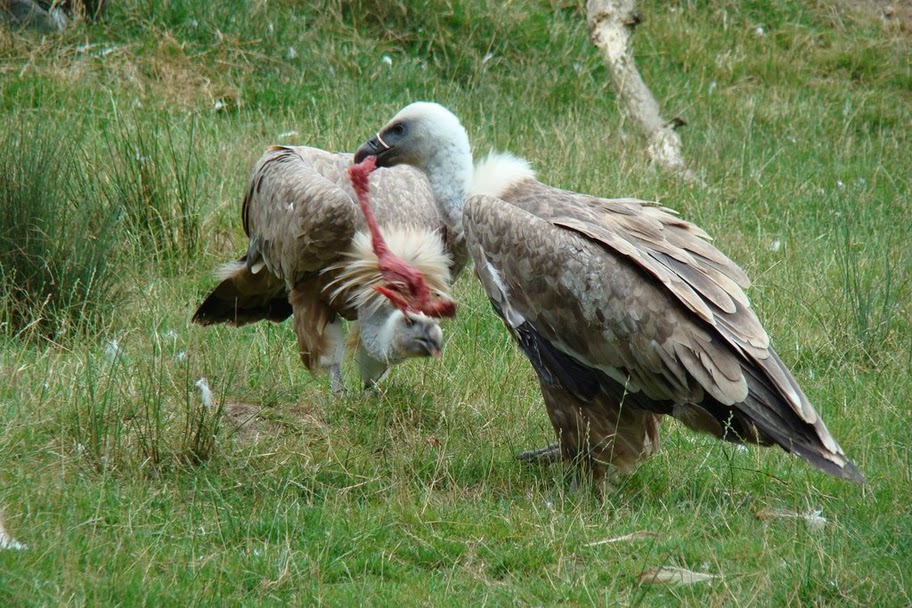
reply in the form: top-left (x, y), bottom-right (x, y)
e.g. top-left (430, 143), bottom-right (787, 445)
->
top-left (475, 177), bottom-right (862, 483)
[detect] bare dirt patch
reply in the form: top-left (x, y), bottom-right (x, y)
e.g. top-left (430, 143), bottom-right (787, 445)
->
top-left (221, 400), bottom-right (327, 443)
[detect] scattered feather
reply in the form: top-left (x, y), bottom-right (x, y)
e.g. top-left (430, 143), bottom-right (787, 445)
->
top-left (381, 55), bottom-right (393, 67)
top-left (756, 507), bottom-right (827, 532)
top-left (638, 566), bottom-right (718, 586)
top-left (175, 351), bottom-right (188, 363)
top-left (195, 378), bottom-right (213, 408)
top-left (754, 26), bottom-right (765, 36)
top-left (586, 531), bottom-right (658, 547)
top-left (0, 514), bottom-right (26, 551)
top-left (277, 130), bottom-right (300, 139)
top-left (769, 239), bottom-right (781, 252)
top-left (286, 47), bottom-right (298, 60)
top-left (49, 9), bottom-right (68, 30)
top-left (103, 339), bottom-right (121, 362)
top-left (805, 511), bottom-right (827, 532)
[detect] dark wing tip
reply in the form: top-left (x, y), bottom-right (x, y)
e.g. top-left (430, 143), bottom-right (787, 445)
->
top-left (836, 459), bottom-right (866, 485)
top-left (791, 445), bottom-right (866, 485)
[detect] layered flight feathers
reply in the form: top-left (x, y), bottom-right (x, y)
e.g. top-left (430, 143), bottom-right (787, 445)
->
top-left (192, 258), bottom-right (289, 326)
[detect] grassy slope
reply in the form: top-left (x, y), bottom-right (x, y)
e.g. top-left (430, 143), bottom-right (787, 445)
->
top-left (1, 0), bottom-right (910, 605)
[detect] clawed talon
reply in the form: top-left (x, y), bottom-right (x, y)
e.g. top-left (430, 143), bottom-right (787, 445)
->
top-left (516, 444), bottom-right (562, 465)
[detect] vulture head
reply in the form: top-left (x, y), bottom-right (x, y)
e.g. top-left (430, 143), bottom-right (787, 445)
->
top-left (387, 310), bottom-right (444, 359)
top-left (355, 102), bottom-right (473, 201)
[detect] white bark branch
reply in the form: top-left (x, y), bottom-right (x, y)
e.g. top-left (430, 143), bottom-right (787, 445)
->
top-left (587, 0), bottom-right (698, 182)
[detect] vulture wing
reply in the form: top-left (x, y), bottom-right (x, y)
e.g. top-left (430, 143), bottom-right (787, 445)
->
top-left (465, 178), bottom-right (863, 483)
top-left (242, 146), bottom-right (444, 290)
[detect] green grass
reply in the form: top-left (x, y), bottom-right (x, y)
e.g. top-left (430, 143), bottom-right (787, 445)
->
top-left (1, 0), bottom-right (910, 605)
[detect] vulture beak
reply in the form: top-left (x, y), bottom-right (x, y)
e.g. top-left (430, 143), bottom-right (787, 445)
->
top-left (354, 133), bottom-right (396, 165)
top-left (420, 336), bottom-right (443, 359)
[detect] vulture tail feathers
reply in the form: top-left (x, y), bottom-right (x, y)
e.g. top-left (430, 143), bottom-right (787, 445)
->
top-left (671, 351), bottom-right (865, 484)
top-left (192, 258), bottom-right (290, 326)
top-left (735, 354), bottom-right (865, 483)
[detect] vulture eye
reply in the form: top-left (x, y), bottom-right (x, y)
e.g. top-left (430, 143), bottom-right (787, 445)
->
top-left (390, 122), bottom-right (406, 136)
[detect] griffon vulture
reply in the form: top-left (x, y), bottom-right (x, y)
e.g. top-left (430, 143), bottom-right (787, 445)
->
top-left (193, 145), bottom-right (464, 391)
top-left (353, 102), bottom-right (864, 484)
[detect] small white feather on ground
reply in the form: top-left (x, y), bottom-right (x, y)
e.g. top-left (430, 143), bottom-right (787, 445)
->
top-left (0, 511), bottom-right (26, 551)
top-left (756, 507), bottom-right (827, 532)
top-left (195, 378), bottom-right (213, 408)
top-left (638, 566), bottom-right (718, 586)
top-left (585, 531), bottom-right (659, 547)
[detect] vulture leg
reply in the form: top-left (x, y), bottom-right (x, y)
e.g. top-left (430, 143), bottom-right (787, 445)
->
top-left (355, 305), bottom-right (396, 389)
top-left (290, 282), bottom-right (346, 392)
top-left (323, 320), bottom-right (346, 394)
top-left (538, 380), bottom-right (661, 482)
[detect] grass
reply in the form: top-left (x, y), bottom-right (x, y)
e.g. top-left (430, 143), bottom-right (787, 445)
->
top-left (1, 0), bottom-right (910, 604)
top-left (0, 117), bottom-right (121, 339)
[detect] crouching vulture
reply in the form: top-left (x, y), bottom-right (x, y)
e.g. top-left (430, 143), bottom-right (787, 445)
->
top-left (193, 145), bottom-right (464, 391)
top-left (354, 102), bottom-right (864, 484)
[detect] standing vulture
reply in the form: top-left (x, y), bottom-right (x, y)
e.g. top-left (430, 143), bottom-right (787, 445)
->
top-left (353, 102), bottom-right (864, 484)
top-left (193, 145), bottom-right (465, 391)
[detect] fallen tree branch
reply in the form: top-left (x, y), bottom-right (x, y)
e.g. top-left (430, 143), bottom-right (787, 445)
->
top-left (587, 0), bottom-right (699, 183)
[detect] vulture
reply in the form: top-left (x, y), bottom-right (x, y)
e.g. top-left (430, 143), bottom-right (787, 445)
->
top-left (353, 102), bottom-right (864, 484)
top-left (193, 145), bottom-right (464, 391)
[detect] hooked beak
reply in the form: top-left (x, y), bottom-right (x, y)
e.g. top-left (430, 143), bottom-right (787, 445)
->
top-left (419, 337), bottom-right (442, 359)
top-left (354, 133), bottom-right (396, 165)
